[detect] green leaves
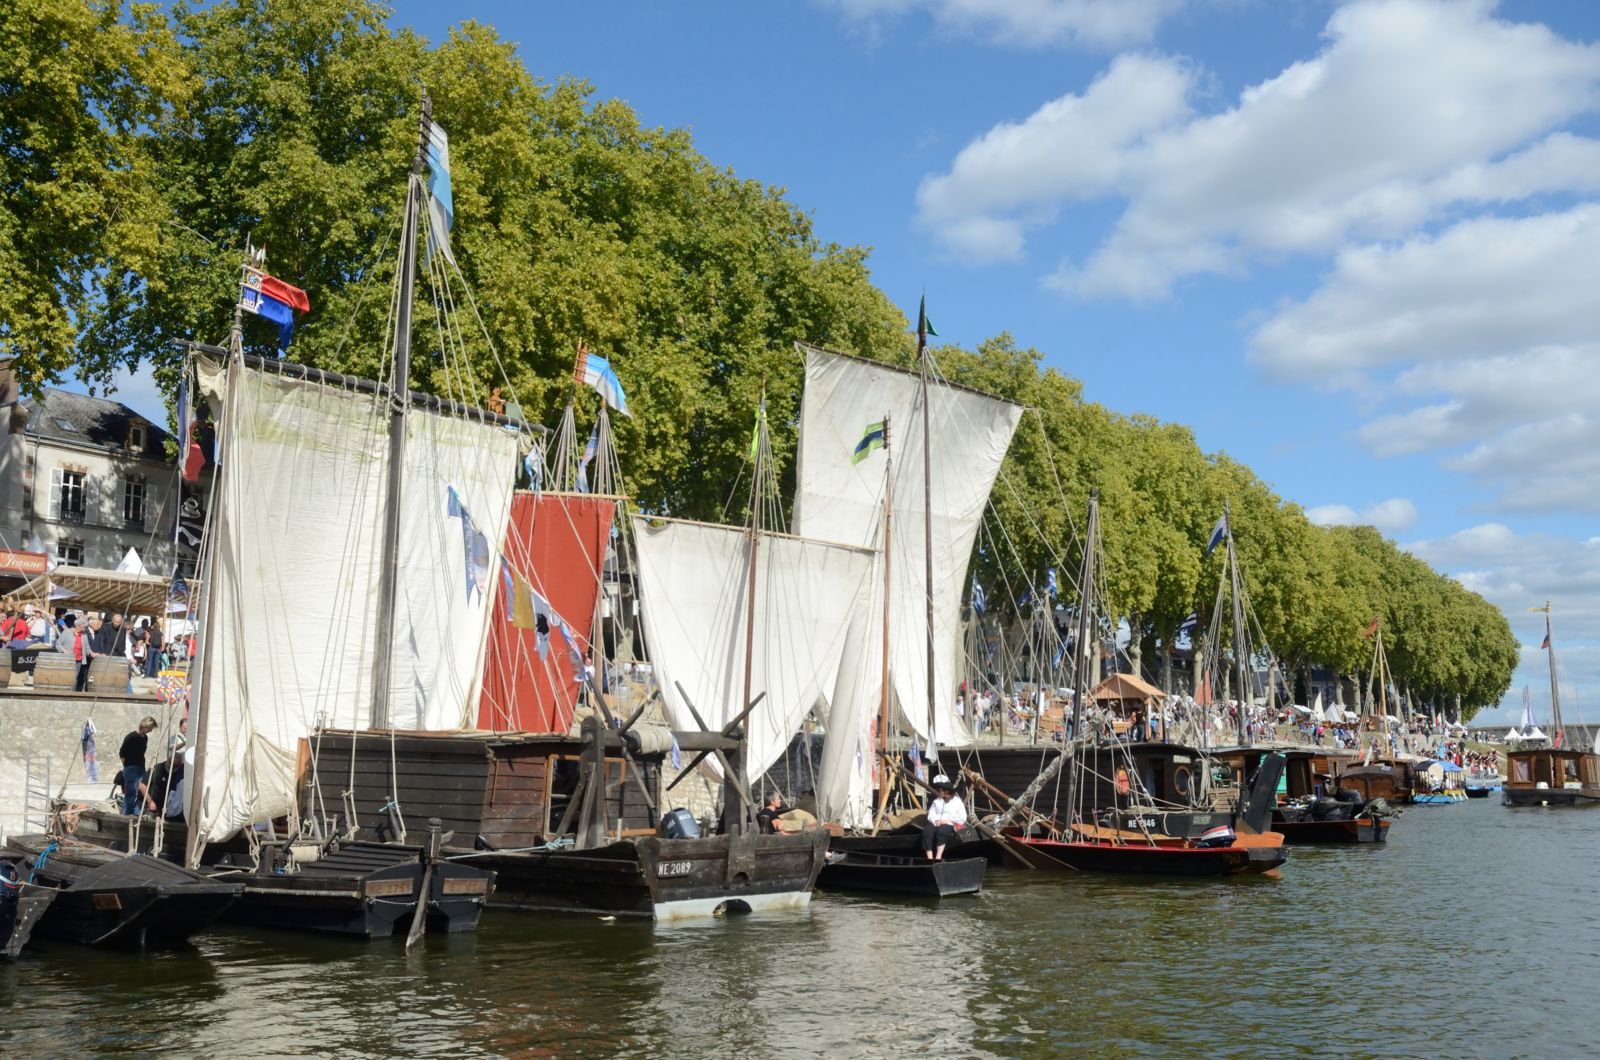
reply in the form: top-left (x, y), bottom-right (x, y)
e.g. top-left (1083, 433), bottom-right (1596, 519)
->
top-left (9, 0), bottom-right (1514, 715)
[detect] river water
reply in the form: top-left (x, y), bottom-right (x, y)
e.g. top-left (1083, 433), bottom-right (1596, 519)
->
top-left (1, 797), bottom-right (1590, 1058)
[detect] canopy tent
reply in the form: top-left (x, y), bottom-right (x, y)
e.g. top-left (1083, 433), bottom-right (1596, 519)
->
top-left (1089, 672), bottom-right (1166, 713)
top-left (17, 566), bottom-right (173, 616)
top-left (1422, 758), bottom-right (1464, 773)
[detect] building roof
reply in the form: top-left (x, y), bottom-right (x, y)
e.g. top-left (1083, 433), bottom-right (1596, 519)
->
top-left (20, 388), bottom-right (171, 459)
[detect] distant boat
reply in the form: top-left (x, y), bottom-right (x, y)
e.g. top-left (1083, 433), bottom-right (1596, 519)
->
top-left (990, 491), bottom-right (1289, 878)
top-left (1503, 604), bottom-right (1600, 807)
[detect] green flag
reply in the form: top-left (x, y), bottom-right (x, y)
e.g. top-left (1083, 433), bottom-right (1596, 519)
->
top-left (916, 294), bottom-right (937, 347)
top-left (851, 420), bottom-right (887, 465)
top-left (748, 402), bottom-right (765, 461)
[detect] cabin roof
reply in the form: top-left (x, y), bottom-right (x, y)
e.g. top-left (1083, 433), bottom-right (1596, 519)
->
top-left (1089, 671), bottom-right (1166, 706)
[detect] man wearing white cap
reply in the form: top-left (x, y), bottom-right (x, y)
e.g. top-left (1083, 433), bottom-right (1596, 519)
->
top-left (921, 775), bottom-right (968, 862)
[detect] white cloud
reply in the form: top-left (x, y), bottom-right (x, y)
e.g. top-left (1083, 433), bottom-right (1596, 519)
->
top-left (825, 0), bottom-right (1189, 50)
top-left (1252, 207), bottom-right (1600, 511)
top-left (1306, 497), bottom-right (1418, 533)
top-left (916, 0), bottom-right (1600, 291)
top-left (916, 53), bottom-right (1194, 262)
top-left (1252, 207), bottom-right (1600, 381)
top-left (1407, 524), bottom-right (1600, 721)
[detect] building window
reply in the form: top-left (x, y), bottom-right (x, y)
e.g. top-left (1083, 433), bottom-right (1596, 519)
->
top-left (124, 478), bottom-right (146, 528)
top-left (57, 538), bottom-right (84, 566)
top-left (59, 470), bottom-right (86, 523)
top-left (129, 424), bottom-right (146, 450)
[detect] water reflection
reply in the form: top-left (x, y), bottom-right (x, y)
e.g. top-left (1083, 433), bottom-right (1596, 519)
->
top-left (1, 801), bottom-right (1594, 1058)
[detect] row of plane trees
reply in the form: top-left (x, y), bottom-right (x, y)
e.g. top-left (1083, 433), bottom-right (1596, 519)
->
top-left (15, 0), bottom-right (1517, 719)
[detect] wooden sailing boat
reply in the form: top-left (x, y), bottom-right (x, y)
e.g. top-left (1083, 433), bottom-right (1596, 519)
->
top-left (1502, 603), bottom-right (1600, 807)
top-left (798, 309), bottom-right (1023, 862)
top-left (995, 491), bottom-right (1289, 877)
top-left (70, 94), bottom-right (502, 939)
top-left (307, 352), bottom-right (838, 920)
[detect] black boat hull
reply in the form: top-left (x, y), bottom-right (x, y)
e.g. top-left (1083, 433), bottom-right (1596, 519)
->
top-left (1502, 787), bottom-right (1600, 807)
top-left (3, 842), bottom-right (242, 948)
top-left (827, 829), bottom-right (1007, 865)
top-left (69, 818), bottom-right (492, 938)
top-left (1274, 816), bottom-right (1390, 844)
top-left (218, 848), bottom-right (493, 937)
top-left (818, 852), bottom-right (985, 897)
top-left (462, 829), bottom-right (826, 919)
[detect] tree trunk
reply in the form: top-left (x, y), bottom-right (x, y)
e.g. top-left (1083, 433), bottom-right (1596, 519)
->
top-left (1126, 610), bottom-right (1142, 679)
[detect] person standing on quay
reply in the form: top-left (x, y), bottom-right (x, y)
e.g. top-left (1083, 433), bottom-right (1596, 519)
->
top-left (118, 716), bottom-right (157, 815)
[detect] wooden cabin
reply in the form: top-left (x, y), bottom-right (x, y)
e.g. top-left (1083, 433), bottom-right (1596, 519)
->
top-left (1502, 748), bottom-right (1600, 805)
top-left (304, 729), bottom-right (668, 849)
top-left (1331, 760), bottom-right (1412, 803)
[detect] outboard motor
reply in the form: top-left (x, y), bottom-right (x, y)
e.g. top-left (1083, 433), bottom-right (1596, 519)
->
top-left (1309, 797), bottom-right (1345, 821)
top-left (1364, 797), bottom-right (1397, 819)
top-left (658, 807), bottom-right (701, 839)
top-left (1196, 825), bottom-right (1236, 848)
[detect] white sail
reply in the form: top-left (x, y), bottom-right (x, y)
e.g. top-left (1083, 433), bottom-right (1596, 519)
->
top-left (632, 515), bottom-right (873, 786)
top-left (795, 345), bottom-right (1021, 752)
top-left (193, 359), bottom-right (516, 843)
top-left (1518, 687), bottom-right (1536, 731)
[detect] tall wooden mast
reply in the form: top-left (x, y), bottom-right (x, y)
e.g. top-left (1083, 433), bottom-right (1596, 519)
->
top-left (918, 297), bottom-right (938, 756)
top-left (370, 93), bottom-right (432, 730)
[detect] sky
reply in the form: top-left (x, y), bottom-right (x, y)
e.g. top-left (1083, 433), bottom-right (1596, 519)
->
top-left (82, 0), bottom-right (1600, 723)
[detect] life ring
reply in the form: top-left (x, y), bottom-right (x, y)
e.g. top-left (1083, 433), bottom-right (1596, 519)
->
top-left (1114, 768), bottom-right (1131, 797)
top-left (1173, 765), bottom-right (1192, 798)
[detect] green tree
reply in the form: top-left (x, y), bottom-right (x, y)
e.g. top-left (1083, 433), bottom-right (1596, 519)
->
top-left (1, 0), bottom-right (185, 391)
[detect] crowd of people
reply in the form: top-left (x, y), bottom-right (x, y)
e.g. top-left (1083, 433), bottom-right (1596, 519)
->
top-left (1, 602), bottom-right (190, 692)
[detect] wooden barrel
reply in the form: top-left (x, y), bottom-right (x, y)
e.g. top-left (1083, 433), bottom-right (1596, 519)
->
top-left (34, 652), bottom-right (78, 689)
top-left (88, 655), bottom-right (130, 692)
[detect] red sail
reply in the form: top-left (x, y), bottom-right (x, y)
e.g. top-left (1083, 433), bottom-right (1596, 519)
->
top-left (478, 492), bottom-right (614, 733)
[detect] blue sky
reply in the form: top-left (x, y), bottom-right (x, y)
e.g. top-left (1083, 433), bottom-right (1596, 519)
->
top-left (88, 1), bottom-right (1600, 723)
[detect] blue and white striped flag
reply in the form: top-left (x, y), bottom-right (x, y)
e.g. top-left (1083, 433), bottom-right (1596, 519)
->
top-left (971, 577), bottom-right (986, 616)
top-left (670, 734), bottom-right (683, 771)
top-left (424, 118), bottom-right (455, 266)
top-left (1206, 513), bottom-right (1228, 557)
top-left (575, 349), bottom-right (630, 418)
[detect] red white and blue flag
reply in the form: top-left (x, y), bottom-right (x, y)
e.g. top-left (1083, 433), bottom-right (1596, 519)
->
top-left (240, 267), bottom-right (311, 349)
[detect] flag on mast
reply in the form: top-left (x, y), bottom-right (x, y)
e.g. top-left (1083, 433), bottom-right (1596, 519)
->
top-left (1205, 513), bottom-right (1227, 557)
top-left (574, 348), bottom-right (631, 417)
top-left (916, 294), bottom-right (937, 349)
top-left (239, 265), bottom-right (310, 350)
top-left (851, 420), bottom-right (887, 464)
top-left (424, 117), bottom-right (456, 266)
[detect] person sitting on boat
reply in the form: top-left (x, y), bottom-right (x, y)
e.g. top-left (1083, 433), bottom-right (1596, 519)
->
top-left (756, 790), bottom-right (793, 834)
top-left (921, 776), bottom-right (967, 862)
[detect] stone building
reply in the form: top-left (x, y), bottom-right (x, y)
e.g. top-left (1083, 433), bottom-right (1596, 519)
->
top-left (0, 387), bottom-right (188, 575)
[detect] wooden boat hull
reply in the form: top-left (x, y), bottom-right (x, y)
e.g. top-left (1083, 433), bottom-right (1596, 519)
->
top-left (1502, 786), bottom-right (1600, 807)
top-left (68, 817), bottom-right (491, 938)
top-left (1275, 816), bottom-right (1389, 844)
top-left (1006, 836), bottom-right (1287, 876)
top-left (827, 829), bottom-right (1007, 865)
top-left (459, 829), bottom-right (826, 920)
top-left (1463, 786), bottom-right (1495, 798)
top-left (217, 845), bottom-right (493, 938)
top-left (817, 852), bottom-right (985, 897)
top-left (3, 841), bottom-right (242, 948)
top-left (1, 866), bottom-right (56, 958)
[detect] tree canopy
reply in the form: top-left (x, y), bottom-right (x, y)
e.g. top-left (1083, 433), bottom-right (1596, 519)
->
top-left (4, 0), bottom-right (1517, 716)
